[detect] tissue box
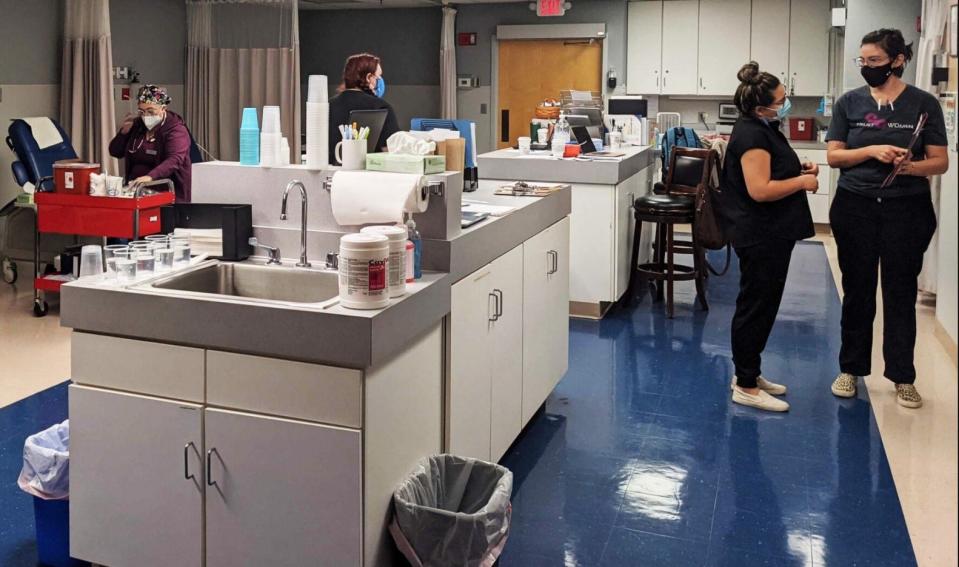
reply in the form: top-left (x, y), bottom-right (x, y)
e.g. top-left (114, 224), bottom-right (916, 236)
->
top-left (366, 153), bottom-right (446, 174)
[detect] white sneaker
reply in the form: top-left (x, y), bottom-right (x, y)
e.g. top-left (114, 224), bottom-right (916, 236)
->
top-left (732, 387), bottom-right (790, 412)
top-left (730, 376), bottom-right (787, 396)
top-left (831, 373), bottom-right (858, 398)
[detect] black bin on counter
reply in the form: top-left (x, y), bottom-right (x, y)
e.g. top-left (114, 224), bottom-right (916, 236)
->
top-left (160, 203), bottom-right (253, 261)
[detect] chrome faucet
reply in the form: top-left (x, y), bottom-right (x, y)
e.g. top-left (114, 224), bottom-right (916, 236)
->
top-left (280, 180), bottom-right (311, 268)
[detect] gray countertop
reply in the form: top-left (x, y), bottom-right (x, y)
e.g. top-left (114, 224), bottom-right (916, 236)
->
top-left (789, 140), bottom-right (828, 150)
top-left (60, 182), bottom-right (571, 368)
top-left (61, 266), bottom-right (450, 369)
top-left (478, 146), bottom-right (656, 185)
top-left (423, 184), bottom-right (572, 281)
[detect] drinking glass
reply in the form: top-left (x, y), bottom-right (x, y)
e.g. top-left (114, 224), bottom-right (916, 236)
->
top-left (135, 248), bottom-right (156, 275)
top-left (104, 245), bottom-right (129, 276)
top-left (155, 247), bottom-right (175, 272)
top-left (171, 237), bottom-right (191, 266)
top-left (145, 234), bottom-right (169, 247)
top-left (114, 250), bottom-right (137, 283)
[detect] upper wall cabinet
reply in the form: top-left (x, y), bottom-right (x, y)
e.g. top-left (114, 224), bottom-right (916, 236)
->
top-left (787, 0), bottom-right (830, 96)
top-left (698, 0), bottom-right (751, 96)
top-left (627, 0), bottom-right (831, 97)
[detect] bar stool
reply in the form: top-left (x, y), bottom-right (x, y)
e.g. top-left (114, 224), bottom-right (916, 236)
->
top-left (628, 147), bottom-right (717, 318)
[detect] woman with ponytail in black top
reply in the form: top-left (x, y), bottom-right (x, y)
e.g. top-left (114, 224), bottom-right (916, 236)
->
top-left (721, 62), bottom-right (819, 412)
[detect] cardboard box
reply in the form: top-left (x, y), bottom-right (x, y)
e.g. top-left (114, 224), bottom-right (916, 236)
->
top-left (366, 153), bottom-right (446, 174)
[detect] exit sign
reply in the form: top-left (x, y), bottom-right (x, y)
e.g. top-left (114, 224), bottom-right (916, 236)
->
top-left (537, 0), bottom-right (567, 17)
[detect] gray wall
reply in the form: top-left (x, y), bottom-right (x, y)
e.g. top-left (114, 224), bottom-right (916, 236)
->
top-left (843, 0), bottom-right (922, 92)
top-left (299, 8), bottom-right (443, 128)
top-left (110, 0), bottom-right (186, 86)
top-left (0, 0), bottom-right (63, 84)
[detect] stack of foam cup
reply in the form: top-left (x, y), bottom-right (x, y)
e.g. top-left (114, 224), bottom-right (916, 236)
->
top-left (305, 75), bottom-right (330, 169)
top-left (260, 106), bottom-right (282, 166)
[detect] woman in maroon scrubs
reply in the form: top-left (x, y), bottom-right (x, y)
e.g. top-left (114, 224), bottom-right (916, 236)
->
top-left (109, 84), bottom-right (192, 202)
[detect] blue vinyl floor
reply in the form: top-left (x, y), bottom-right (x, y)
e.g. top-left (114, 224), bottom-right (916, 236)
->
top-left (0, 242), bottom-right (914, 566)
top-left (497, 242), bottom-right (914, 566)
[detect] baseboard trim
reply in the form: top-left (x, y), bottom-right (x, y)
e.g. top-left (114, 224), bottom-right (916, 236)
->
top-left (934, 319), bottom-right (958, 365)
top-left (569, 301), bottom-right (612, 320)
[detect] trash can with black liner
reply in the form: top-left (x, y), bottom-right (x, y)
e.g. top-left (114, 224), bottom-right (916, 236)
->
top-left (390, 454), bottom-right (513, 567)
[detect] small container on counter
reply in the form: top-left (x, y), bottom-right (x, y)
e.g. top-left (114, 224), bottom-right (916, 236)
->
top-left (360, 225), bottom-right (408, 298)
top-left (405, 241), bottom-right (415, 283)
top-left (339, 233), bottom-right (390, 310)
top-left (406, 219), bottom-right (422, 280)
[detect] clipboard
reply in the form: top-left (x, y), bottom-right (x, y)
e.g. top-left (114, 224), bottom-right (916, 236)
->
top-left (880, 112), bottom-right (929, 188)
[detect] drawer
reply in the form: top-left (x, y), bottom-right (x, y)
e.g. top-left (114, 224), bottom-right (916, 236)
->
top-left (809, 193), bottom-right (831, 224)
top-left (206, 351), bottom-right (363, 428)
top-left (71, 332), bottom-right (205, 402)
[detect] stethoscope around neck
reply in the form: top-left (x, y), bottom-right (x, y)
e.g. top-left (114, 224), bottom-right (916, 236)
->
top-left (127, 116), bottom-right (166, 154)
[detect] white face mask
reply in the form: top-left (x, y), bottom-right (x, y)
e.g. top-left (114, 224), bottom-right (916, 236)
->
top-left (142, 114), bottom-right (163, 130)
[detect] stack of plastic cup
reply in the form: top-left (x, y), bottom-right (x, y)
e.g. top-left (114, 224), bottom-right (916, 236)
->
top-left (79, 245), bottom-right (104, 280)
top-left (306, 75), bottom-right (330, 169)
top-left (260, 106), bottom-right (282, 167)
top-left (240, 107), bottom-right (260, 166)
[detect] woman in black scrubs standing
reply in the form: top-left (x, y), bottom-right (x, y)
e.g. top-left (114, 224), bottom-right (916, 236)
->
top-left (826, 29), bottom-right (949, 408)
top-left (722, 63), bottom-right (819, 412)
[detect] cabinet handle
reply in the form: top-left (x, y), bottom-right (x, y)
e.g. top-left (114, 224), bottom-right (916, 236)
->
top-left (488, 292), bottom-right (499, 322)
top-left (184, 442), bottom-right (196, 481)
top-left (655, 72), bottom-right (660, 87)
top-left (546, 251), bottom-right (554, 275)
top-left (700, 77), bottom-right (704, 90)
top-left (791, 74), bottom-right (797, 95)
top-left (206, 448), bottom-right (218, 487)
top-left (547, 250), bottom-right (559, 275)
top-left (494, 289), bottom-right (504, 318)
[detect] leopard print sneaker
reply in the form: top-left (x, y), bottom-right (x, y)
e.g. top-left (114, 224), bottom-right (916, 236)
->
top-left (831, 373), bottom-right (858, 398)
top-left (896, 384), bottom-right (923, 409)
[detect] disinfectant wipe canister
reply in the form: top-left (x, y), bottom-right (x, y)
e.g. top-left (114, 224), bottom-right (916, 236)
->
top-left (339, 233), bottom-right (390, 309)
top-left (360, 225), bottom-right (408, 298)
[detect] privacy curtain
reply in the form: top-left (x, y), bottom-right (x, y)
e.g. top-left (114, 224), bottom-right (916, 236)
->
top-left (186, 0), bottom-right (301, 163)
top-left (916, 0), bottom-right (950, 292)
top-left (440, 6), bottom-right (458, 120)
top-left (60, 0), bottom-right (118, 175)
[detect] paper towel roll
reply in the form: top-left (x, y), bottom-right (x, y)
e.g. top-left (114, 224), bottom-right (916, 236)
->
top-left (305, 101), bottom-right (330, 169)
top-left (330, 171), bottom-right (428, 226)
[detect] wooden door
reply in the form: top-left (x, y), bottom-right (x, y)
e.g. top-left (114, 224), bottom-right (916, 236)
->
top-left (489, 245), bottom-right (525, 462)
top-left (497, 39), bottom-right (602, 149)
top-left (204, 408), bottom-right (362, 566)
top-left (69, 385), bottom-right (204, 567)
top-left (627, 1), bottom-right (664, 94)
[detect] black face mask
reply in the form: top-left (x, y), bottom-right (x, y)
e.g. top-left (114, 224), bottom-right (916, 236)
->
top-left (861, 62), bottom-right (895, 88)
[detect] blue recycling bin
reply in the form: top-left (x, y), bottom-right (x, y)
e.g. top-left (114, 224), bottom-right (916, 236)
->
top-left (33, 498), bottom-right (89, 567)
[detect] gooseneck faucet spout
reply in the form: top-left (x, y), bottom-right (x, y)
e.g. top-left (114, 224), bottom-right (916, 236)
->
top-left (281, 180), bottom-right (312, 268)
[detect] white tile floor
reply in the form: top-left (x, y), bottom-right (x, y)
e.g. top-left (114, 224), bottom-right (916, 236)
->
top-left (1, 241), bottom-right (957, 566)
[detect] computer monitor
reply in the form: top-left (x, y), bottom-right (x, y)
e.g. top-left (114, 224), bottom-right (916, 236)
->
top-left (607, 97), bottom-right (648, 118)
top-left (348, 109), bottom-right (388, 154)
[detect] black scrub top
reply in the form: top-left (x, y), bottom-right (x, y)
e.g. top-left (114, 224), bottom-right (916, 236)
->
top-left (328, 89), bottom-right (401, 165)
top-left (825, 85), bottom-right (948, 198)
top-left (720, 116), bottom-right (815, 248)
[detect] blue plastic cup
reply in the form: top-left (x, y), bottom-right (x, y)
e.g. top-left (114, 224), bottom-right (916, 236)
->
top-left (241, 107), bottom-right (258, 130)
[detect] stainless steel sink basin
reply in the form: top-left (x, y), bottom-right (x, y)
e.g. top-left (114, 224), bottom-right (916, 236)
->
top-left (150, 262), bottom-right (339, 304)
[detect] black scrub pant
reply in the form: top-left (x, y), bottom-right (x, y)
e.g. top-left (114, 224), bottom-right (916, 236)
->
top-left (732, 238), bottom-right (796, 388)
top-left (830, 190), bottom-right (937, 384)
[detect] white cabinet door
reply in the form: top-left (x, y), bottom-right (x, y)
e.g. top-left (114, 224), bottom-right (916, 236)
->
top-left (205, 409), bottom-right (362, 567)
top-left (809, 193), bottom-right (831, 223)
top-left (661, 0), bottom-right (700, 95)
top-left (751, 0), bottom-right (790, 84)
top-left (627, 1), bottom-right (663, 94)
top-left (698, 0), bottom-right (751, 95)
top-left (489, 245), bottom-right (525, 462)
top-left (448, 264), bottom-right (495, 460)
top-left (613, 166), bottom-right (653, 301)
top-left (69, 385), bottom-right (203, 567)
top-left (523, 217), bottom-right (571, 425)
top-left (569, 183), bottom-right (615, 304)
top-left (788, 0), bottom-right (830, 96)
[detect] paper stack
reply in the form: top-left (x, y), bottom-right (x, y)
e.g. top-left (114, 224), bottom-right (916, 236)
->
top-left (173, 228), bottom-right (224, 258)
